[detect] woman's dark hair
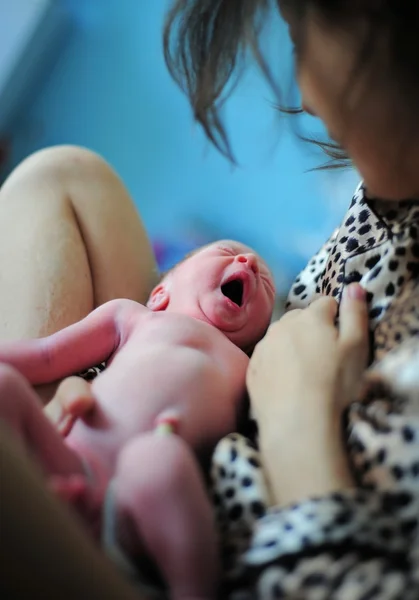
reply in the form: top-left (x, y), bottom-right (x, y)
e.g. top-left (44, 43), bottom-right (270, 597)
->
top-left (163, 0), bottom-right (419, 167)
top-left (164, 0), bottom-right (273, 161)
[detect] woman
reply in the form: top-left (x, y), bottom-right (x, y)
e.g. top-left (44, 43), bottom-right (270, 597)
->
top-left (164, 0), bottom-right (419, 596)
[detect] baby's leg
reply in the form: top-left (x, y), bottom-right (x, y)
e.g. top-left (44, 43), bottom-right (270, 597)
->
top-left (0, 364), bottom-right (85, 477)
top-left (114, 433), bottom-right (219, 600)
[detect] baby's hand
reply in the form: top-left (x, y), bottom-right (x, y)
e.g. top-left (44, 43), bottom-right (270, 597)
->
top-left (44, 376), bottom-right (95, 437)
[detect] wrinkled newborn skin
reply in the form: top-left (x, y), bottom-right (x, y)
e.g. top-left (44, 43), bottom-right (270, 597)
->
top-left (0, 240), bottom-right (275, 599)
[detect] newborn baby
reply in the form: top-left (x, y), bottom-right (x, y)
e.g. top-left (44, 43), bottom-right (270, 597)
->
top-left (0, 240), bottom-right (275, 600)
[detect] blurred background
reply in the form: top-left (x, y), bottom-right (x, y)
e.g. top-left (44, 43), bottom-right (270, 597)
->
top-left (0, 0), bottom-right (358, 298)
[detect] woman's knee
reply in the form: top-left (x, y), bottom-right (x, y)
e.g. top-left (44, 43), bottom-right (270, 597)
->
top-left (2, 145), bottom-right (112, 192)
top-left (1, 145), bottom-right (129, 227)
top-left (5, 144), bottom-right (156, 295)
top-left (0, 145), bottom-right (156, 342)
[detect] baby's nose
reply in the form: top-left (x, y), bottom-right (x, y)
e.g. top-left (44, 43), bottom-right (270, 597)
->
top-left (236, 253), bottom-right (259, 274)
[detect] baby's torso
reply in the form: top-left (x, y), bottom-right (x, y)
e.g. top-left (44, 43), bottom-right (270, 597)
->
top-left (287, 184), bottom-right (419, 361)
top-left (68, 311), bottom-right (248, 471)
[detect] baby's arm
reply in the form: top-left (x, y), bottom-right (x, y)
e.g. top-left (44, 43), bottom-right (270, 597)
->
top-left (0, 299), bottom-right (141, 385)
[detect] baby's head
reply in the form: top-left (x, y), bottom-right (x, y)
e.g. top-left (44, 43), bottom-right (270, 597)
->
top-left (147, 240), bottom-right (275, 351)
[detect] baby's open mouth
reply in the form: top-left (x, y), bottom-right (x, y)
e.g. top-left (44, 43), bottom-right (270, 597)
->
top-left (221, 279), bottom-right (244, 307)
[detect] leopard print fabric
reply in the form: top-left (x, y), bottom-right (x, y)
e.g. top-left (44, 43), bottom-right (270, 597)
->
top-left (211, 184), bottom-right (419, 599)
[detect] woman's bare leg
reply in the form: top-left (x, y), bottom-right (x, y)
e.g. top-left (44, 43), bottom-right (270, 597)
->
top-left (0, 145), bottom-right (158, 341)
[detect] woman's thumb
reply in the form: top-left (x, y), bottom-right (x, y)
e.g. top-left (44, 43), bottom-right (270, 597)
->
top-left (339, 283), bottom-right (370, 404)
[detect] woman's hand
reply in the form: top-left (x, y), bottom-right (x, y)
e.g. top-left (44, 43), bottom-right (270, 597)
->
top-left (44, 376), bottom-right (95, 437)
top-left (247, 283), bottom-right (369, 506)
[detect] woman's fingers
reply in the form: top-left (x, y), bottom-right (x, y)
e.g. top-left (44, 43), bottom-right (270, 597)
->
top-left (307, 295), bottom-right (338, 322)
top-left (339, 284), bottom-right (369, 350)
top-left (339, 284), bottom-right (370, 406)
top-left (308, 293), bottom-right (324, 305)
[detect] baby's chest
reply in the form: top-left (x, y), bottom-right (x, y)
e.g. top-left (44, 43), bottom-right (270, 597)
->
top-left (138, 312), bottom-right (223, 349)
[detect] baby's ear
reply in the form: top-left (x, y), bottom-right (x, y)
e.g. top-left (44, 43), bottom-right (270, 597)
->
top-left (147, 283), bottom-right (170, 312)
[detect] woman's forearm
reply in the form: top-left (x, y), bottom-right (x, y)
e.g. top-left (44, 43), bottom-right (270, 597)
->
top-left (258, 405), bottom-right (355, 507)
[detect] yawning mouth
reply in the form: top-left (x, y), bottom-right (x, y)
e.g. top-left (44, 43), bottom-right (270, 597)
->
top-left (221, 278), bottom-right (244, 307)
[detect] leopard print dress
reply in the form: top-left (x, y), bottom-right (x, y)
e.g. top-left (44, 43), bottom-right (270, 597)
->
top-left (210, 184), bottom-right (419, 599)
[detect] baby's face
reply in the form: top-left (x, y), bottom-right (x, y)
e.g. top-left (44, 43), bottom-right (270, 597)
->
top-left (166, 241), bottom-right (275, 351)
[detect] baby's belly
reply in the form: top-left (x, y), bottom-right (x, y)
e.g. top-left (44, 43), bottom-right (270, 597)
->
top-left (75, 347), bottom-right (222, 459)
top-left (67, 388), bottom-right (159, 473)
top-left (66, 354), bottom-right (192, 466)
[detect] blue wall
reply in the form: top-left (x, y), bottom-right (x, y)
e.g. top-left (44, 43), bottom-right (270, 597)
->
top-left (9, 0), bottom-right (358, 293)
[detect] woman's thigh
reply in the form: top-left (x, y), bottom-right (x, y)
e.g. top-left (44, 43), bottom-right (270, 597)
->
top-left (0, 145), bottom-right (158, 402)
